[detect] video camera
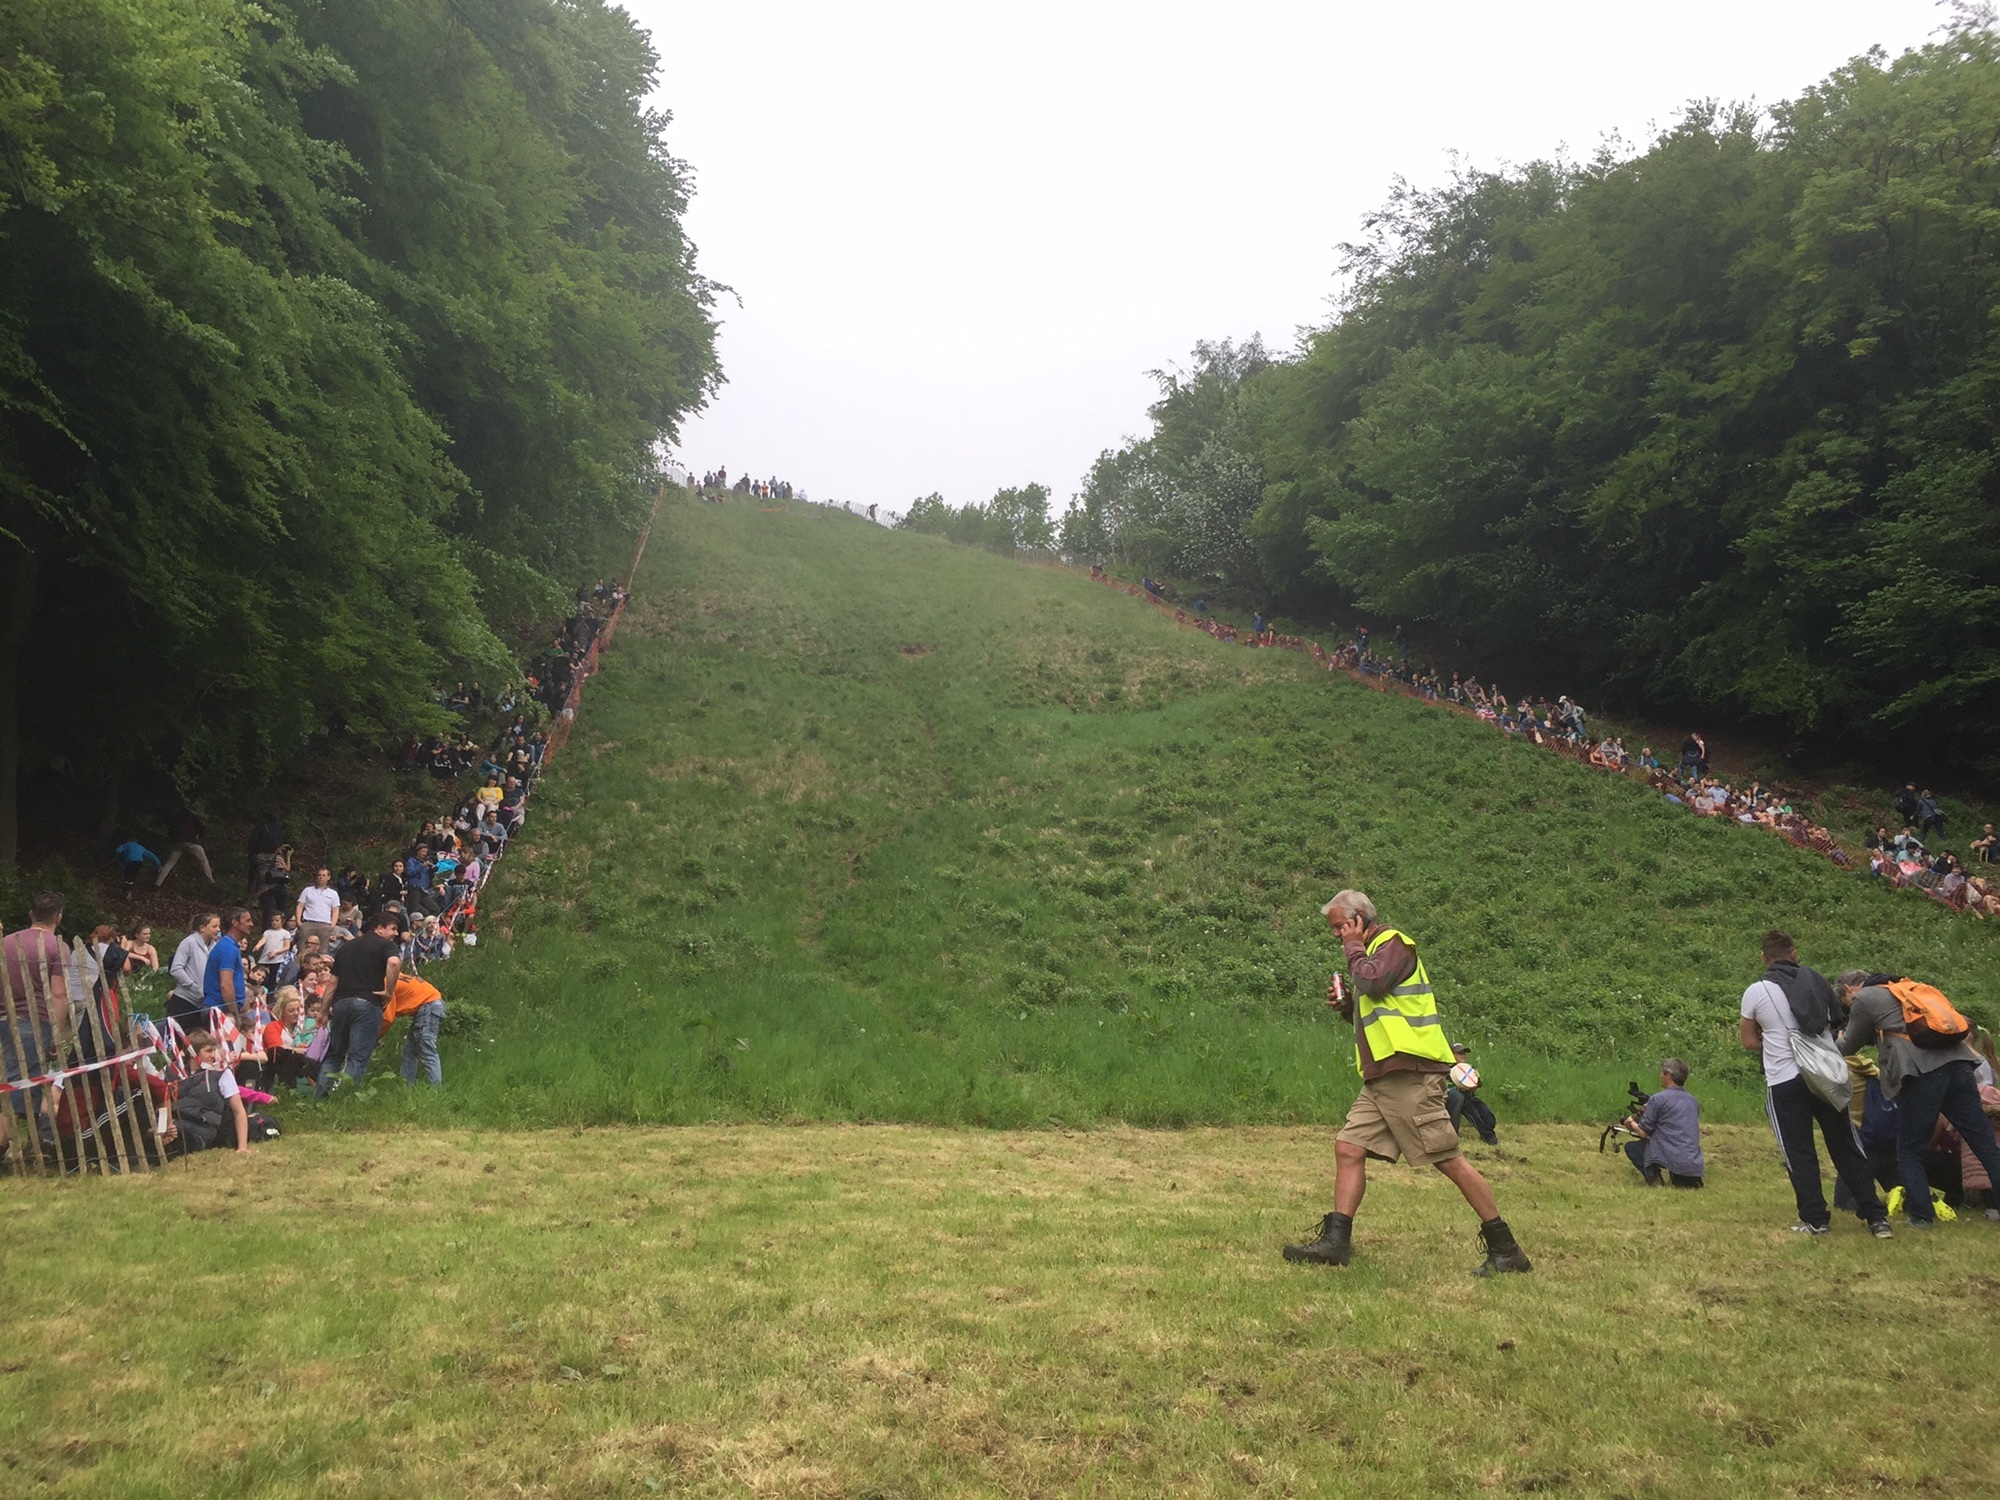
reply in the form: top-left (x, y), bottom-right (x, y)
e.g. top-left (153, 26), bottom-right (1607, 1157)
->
top-left (1597, 1081), bottom-right (1652, 1153)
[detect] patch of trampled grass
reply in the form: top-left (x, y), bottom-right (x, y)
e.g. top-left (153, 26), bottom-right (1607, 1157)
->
top-left (1, 1124), bottom-right (1995, 1498)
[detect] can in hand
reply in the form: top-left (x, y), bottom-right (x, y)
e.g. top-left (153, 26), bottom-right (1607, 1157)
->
top-left (1327, 973), bottom-right (1345, 1009)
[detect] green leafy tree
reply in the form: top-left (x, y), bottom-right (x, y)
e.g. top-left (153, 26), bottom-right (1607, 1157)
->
top-left (1063, 339), bottom-right (1272, 588)
top-left (1171, 17), bottom-right (2000, 768)
top-left (0, 0), bottom-right (718, 862)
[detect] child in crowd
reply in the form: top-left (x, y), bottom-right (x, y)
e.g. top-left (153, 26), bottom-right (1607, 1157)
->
top-left (252, 911), bottom-right (293, 977)
top-left (177, 1031), bottom-right (252, 1153)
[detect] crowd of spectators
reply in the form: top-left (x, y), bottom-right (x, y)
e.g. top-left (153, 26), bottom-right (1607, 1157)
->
top-left (2, 586), bottom-right (631, 1172)
top-left (1103, 570), bottom-right (1995, 922)
top-left (697, 466), bottom-right (801, 502)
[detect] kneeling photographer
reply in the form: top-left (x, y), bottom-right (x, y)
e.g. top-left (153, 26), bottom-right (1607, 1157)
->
top-left (1621, 1058), bottom-right (1705, 1188)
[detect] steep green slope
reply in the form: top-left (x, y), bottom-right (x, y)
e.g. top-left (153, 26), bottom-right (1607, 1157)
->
top-left (406, 498), bottom-right (1997, 1128)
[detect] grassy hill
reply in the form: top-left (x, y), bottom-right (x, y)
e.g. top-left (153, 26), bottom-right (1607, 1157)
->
top-left (368, 497), bottom-right (1999, 1129)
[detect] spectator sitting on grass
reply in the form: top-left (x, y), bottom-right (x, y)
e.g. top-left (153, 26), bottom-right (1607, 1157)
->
top-left (1971, 823), bottom-right (1997, 864)
top-left (276, 932), bottom-right (318, 988)
top-left (412, 914), bottom-right (450, 965)
top-left (297, 952), bottom-right (334, 1007)
top-left (261, 988), bottom-right (312, 1088)
top-left (1937, 865), bottom-right (1970, 910)
top-left (498, 776), bottom-right (526, 834)
top-left (125, 923), bottom-right (159, 971)
top-left (1963, 874), bottom-right (2000, 919)
top-left (178, 1030), bottom-right (252, 1154)
top-left (1621, 1058), bottom-right (1705, 1187)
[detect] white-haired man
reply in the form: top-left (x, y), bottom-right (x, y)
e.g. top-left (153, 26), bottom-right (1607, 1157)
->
top-left (1285, 889), bottom-right (1531, 1275)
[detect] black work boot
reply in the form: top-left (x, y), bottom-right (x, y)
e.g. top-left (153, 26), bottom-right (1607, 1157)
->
top-left (1283, 1211), bottom-right (1353, 1266)
top-left (1472, 1216), bottom-right (1532, 1276)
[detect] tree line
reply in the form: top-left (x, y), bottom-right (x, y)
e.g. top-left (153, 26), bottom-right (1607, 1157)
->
top-left (0, 0), bottom-right (720, 862)
top-left (1058, 22), bottom-right (2000, 775)
top-left (897, 485), bottom-right (1056, 554)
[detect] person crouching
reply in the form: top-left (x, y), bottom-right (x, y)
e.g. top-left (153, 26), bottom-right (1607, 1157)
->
top-left (1621, 1058), bottom-right (1704, 1187)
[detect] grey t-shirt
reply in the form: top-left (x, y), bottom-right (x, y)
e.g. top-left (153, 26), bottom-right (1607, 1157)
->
top-left (1838, 986), bottom-right (1978, 1099)
top-left (1637, 1087), bottom-right (1704, 1178)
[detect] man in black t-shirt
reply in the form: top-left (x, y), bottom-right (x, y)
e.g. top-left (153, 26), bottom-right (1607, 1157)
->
top-left (314, 913), bottom-right (402, 1098)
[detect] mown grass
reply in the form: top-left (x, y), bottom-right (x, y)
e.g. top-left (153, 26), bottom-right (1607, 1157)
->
top-left (297, 495), bottom-right (2000, 1130)
top-left (2, 1124), bottom-right (1996, 1498)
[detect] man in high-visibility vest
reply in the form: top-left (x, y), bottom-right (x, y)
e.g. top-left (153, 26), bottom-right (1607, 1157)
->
top-left (1285, 889), bottom-right (1532, 1275)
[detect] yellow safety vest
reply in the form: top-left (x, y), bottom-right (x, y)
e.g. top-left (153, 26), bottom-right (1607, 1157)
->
top-left (1353, 926), bottom-right (1455, 1073)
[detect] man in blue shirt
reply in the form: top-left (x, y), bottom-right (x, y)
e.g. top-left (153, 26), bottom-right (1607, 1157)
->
top-left (1621, 1058), bottom-right (1705, 1187)
top-left (202, 907), bottom-right (255, 1024)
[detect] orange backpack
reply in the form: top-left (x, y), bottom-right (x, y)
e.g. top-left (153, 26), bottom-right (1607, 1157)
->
top-left (1883, 979), bottom-right (1972, 1051)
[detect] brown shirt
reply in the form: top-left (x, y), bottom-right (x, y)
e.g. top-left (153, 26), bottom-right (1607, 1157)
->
top-left (1342, 923), bottom-right (1453, 1083)
top-left (2, 927), bottom-right (67, 1024)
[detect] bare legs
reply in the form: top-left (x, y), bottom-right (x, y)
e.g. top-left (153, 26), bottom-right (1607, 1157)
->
top-left (1333, 1140), bottom-right (1368, 1216)
top-left (1434, 1154), bottom-right (1500, 1221)
top-left (1333, 1139), bottom-right (1500, 1223)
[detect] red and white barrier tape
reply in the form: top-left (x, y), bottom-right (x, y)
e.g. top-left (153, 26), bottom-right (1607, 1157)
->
top-left (0, 1041), bottom-right (160, 1095)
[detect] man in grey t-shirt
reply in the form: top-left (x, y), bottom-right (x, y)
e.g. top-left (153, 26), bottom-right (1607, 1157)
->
top-left (1836, 971), bottom-right (2000, 1228)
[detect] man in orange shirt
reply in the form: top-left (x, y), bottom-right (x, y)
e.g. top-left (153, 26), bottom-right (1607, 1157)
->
top-left (379, 972), bottom-right (447, 1085)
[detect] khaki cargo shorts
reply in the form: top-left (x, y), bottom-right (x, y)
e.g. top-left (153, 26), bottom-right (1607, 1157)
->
top-left (1337, 1070), bottom-right (1462, 1166)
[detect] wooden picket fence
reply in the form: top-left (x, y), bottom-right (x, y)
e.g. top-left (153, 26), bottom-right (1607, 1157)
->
top-left (1, 935), bottom-right (173, 1178)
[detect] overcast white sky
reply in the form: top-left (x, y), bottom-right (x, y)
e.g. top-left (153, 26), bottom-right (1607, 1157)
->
top-left (636, 0), bottom-right (1943, 516)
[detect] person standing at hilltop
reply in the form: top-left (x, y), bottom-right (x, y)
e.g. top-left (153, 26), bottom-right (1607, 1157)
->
top-left (1284, 889), bottom-right (1532, 1276)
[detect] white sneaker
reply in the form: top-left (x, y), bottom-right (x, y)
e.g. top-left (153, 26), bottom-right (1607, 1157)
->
top-left (1790, 1223), bottom-right (1831, 1236)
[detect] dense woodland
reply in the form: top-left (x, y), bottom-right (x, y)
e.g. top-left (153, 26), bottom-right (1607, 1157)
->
top-left (0, 0), bottom-right (719, 861)
top-left (1052, 25), bottom-right (2000, 775)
